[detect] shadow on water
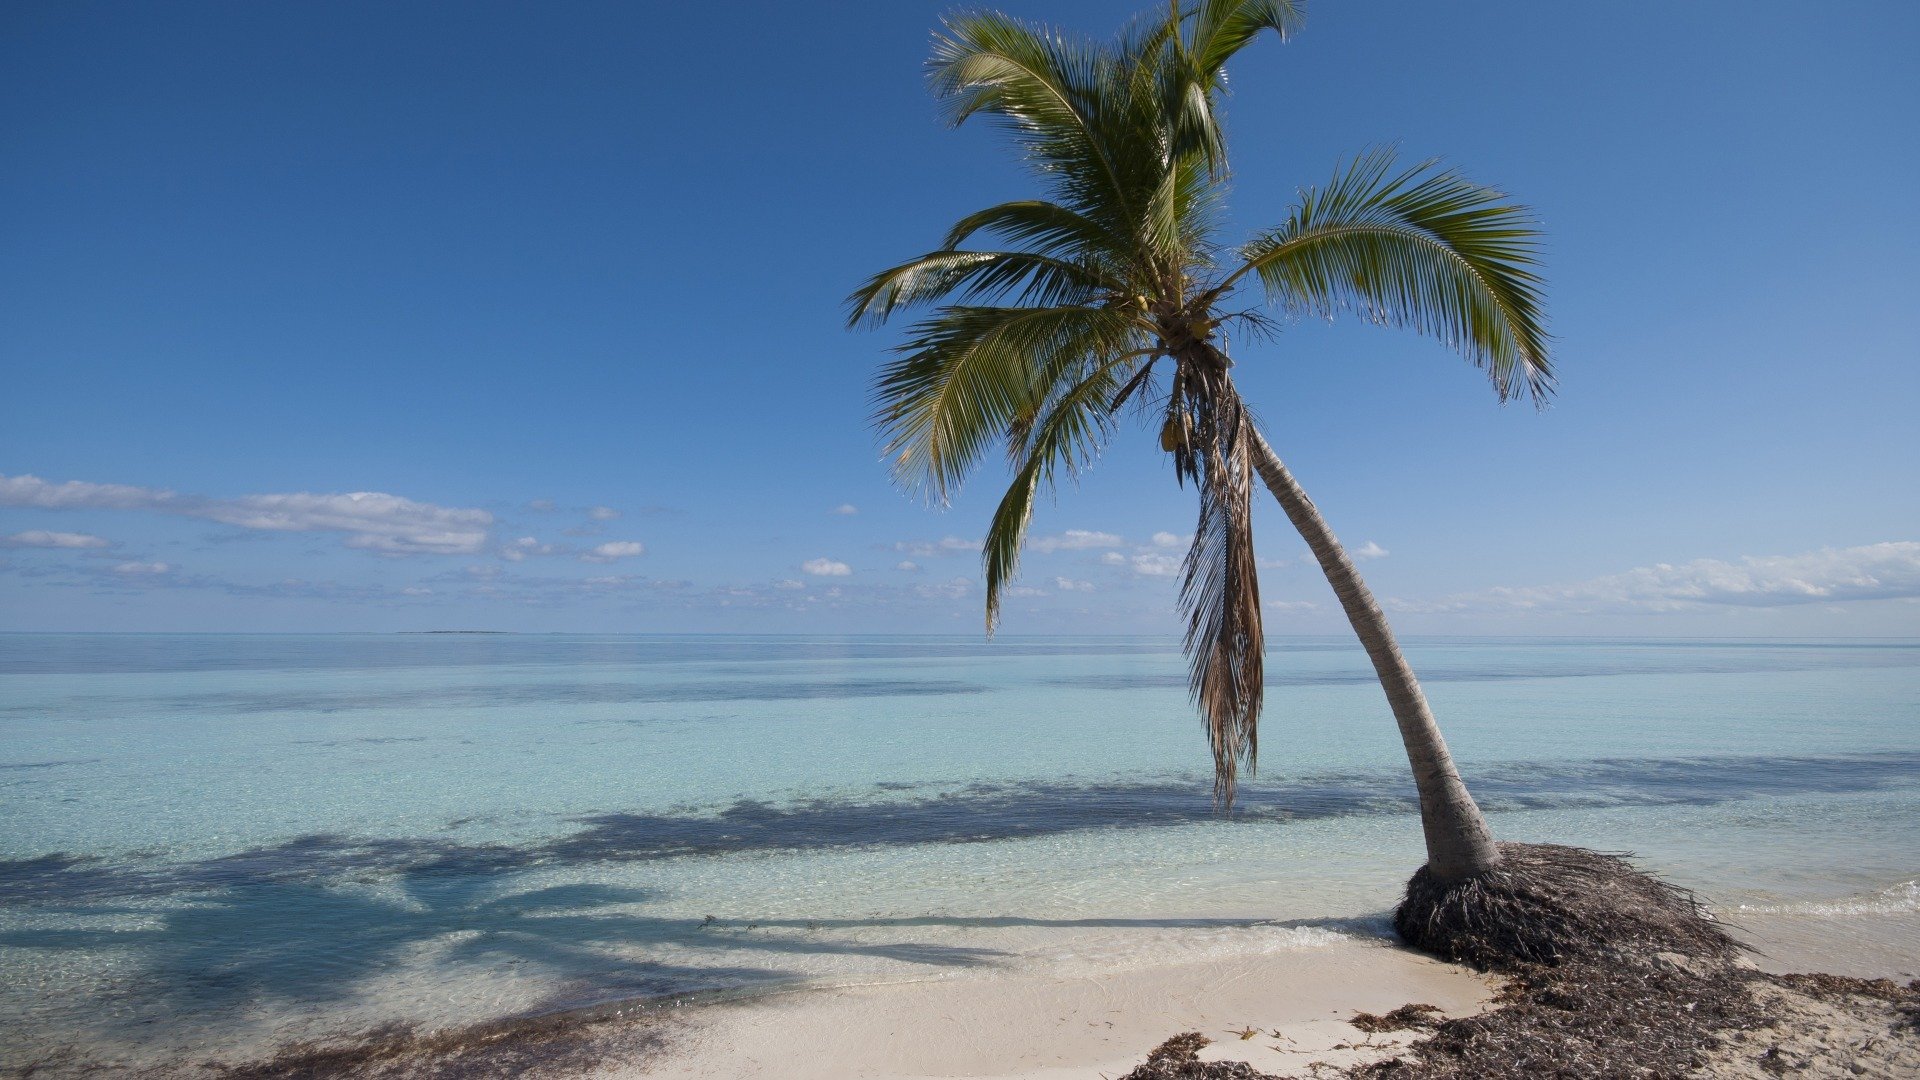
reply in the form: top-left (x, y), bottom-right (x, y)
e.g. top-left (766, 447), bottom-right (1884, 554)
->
top-left (0, 869), bottom-right (1007, 1023)
top-left (0, 892), bottom-right (1361, 1078)
top-left (7, 750), bottom-right (1919, 909)
top-left (2, 748), bottom-right (1917, 1055)
top-left (0, 872), bottom-right (1366, 1068)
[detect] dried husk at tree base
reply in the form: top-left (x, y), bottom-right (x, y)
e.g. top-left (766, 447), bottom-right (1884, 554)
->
top-left (1117, 841), bottom-right (1920, 1080)
top-left (1392, 842), bottom-right (1742, 970)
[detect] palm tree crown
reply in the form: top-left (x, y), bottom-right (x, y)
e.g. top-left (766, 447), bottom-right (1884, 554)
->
top-left (851, 0), bottom-right (1550, 807)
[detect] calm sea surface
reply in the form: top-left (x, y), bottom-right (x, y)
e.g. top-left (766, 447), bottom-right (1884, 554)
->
top-left (2, 633), bottom-right (1917, 1071)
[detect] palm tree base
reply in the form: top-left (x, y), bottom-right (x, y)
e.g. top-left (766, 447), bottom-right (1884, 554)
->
top-left (1120, 842), bottom-right (1910, 1079)
top-left (1393, 842), bottom-right (1743, 972)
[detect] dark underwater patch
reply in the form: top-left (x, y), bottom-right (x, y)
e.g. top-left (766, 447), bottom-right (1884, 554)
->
top-left (111, 678), bottom-right (991, 716)
top-left (6, 750), bottom-right (1917, 909)
top-left (1046, 651), bottom-right (1920, 691)
top-left (0, 634), bottom-right (1176, 675)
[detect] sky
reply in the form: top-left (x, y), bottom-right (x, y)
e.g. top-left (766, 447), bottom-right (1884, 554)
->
top-left (2, 0), bottom-right (1917, 636)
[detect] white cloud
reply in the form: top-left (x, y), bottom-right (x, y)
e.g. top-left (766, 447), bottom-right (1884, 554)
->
top-left (500, 536), bottom-right (560, 561)
top-left (1030, 529), bottom-right (1123, 553)
top-left (831, 503), bottom-right (859, 516)
top-left (1128, 552), bottom-right (1182, 578)
top-left (526, 499), bottom-right (557, 512)
top-left (0, 473), bottom-right (492, 555)
top-left (400, 586), bottom-right (433, 596)
top-left (1, 530), bottom-right (111, 549)
top-left (1150, 531), bottom-right (1187, 549)
top-left (0, 475), bottom-right (154, 510)
top-left (1100, 552), bottom-right (1127, 567)
top-left (588, 506), bottom-right (621, 521)
top-left (802, 557), bottom-right (852, 577)
top-left (580, 540), bottom-right (646, 563)
top-left (773, 579), bottom-right (806, 590)
top-left (1265, 599), bottom-right (1318, 613)
top-left (894, 536), bottom-right (980, 558)
top-left (1054, 577), bottom-right (1095, 592)
top-left (1398, 542), bottom-right (1920, 616)
top-left (1005, 585), bottom-right (1048, 597)
top-left (1354, 541), bottom-right (1389, 560)
top-left (215, 493), bottom-right (488, 555)
top-left (915, 577), bottom-right (973, 600)
top-left (895, 560), bottom-right (922, 572)
top-left (112, 561), bottom-right (171, 575)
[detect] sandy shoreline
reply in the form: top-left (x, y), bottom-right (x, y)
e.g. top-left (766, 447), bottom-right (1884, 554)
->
top-left (607, 937), bottom-right (1490, 1080)
top-left (11, 908), bottom-right (1915, 1078)
top-left (596, 911), bottom-right (1920, 1080)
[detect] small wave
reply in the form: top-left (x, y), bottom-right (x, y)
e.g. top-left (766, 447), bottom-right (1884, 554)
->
top-left (1734, 880), bottom-right (1920, 916)
top-left (1035, 918), bottom-right (1377, 982)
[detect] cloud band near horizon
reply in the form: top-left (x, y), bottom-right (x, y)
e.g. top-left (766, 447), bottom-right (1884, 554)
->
top-left (0, 473), bottom-right (494, 555)
top-left (1394, 542), bottom-right (1920, 615)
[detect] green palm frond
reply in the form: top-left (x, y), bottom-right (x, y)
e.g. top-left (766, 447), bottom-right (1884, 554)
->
top-left (930, 12), bottom-right (1164, 242)
top-left (1187, 0), bottom-right (1304, 75)
top-left (1228, 149), bottom-right (1553, 402)
top-left (872, 305), bottom-right (1139, 503)
top-left (982, 355), bottom-right (1138, 631)
top-left (847, 250), bottom-right (1114, 328)
top-left (981, 459), bottom-right (1046, 634)
top-left (941, 200), bottom-right (1119, 263)
top-left (1148, 131), bottom-right (1226, 269)
top-left (1129, 0), bottom-right (1304, 172)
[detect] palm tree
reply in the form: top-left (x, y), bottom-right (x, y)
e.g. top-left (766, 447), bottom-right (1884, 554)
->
top-left (850, 1), bottom-right (1549, 884)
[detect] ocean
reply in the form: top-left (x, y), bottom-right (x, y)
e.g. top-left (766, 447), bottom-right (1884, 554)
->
top-left (2, 633), bottom-right (1916, 1072)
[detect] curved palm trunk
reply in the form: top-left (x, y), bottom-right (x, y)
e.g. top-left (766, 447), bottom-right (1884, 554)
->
top-left (1247, 427), bottom-right (1501, 881)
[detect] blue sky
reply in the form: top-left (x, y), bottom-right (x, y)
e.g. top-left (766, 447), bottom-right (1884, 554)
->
top-left (3, 0), bottom-right (1916, 635)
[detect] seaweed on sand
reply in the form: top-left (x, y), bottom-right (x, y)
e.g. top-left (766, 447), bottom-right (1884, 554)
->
top-left (1350, 844), bottom-right (1772, 1076)
top-left (1364, 843), bottom-right (1775, 1077)
top-left (1119, 842), bottom-right (1920, 1079)
top-left (1119, 1033), bottom-right (1279, 1080)
top-left (204, 1007), bottom-right (673, 1080)
top-left (1346, 1004), bottom-right (1442, 1035)
top-left (1347, 956), bottom-right (1774, 1079)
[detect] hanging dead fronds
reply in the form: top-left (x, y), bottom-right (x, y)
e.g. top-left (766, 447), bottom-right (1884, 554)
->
top-left (1170, 348), bottom-right (1264, 806)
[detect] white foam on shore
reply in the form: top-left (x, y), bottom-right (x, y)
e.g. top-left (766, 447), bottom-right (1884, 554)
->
top-left (1733, 879), bottom-right (1920, 916)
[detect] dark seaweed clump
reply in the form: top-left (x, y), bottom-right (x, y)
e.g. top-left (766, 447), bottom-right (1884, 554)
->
top-left (203, 1008), bottom-right (672, 1080)
top-left (1119, 1032), bottom-right (1276, 1080)
top-left (1119, 842), bottom-right (1920, 1080)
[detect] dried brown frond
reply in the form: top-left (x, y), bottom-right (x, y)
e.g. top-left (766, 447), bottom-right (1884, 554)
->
top-left (1173, 357), bottom-right (1264, 806)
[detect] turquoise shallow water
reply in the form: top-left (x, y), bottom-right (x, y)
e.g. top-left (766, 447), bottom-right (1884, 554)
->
top-left (2, 634), bottom-right (1917, 1071)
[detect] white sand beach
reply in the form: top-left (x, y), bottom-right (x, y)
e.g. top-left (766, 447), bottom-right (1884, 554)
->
top-left (607, 908), bottom-right (1920, 1080)
top-left (617, 938), bottom-right (1489, 1079)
